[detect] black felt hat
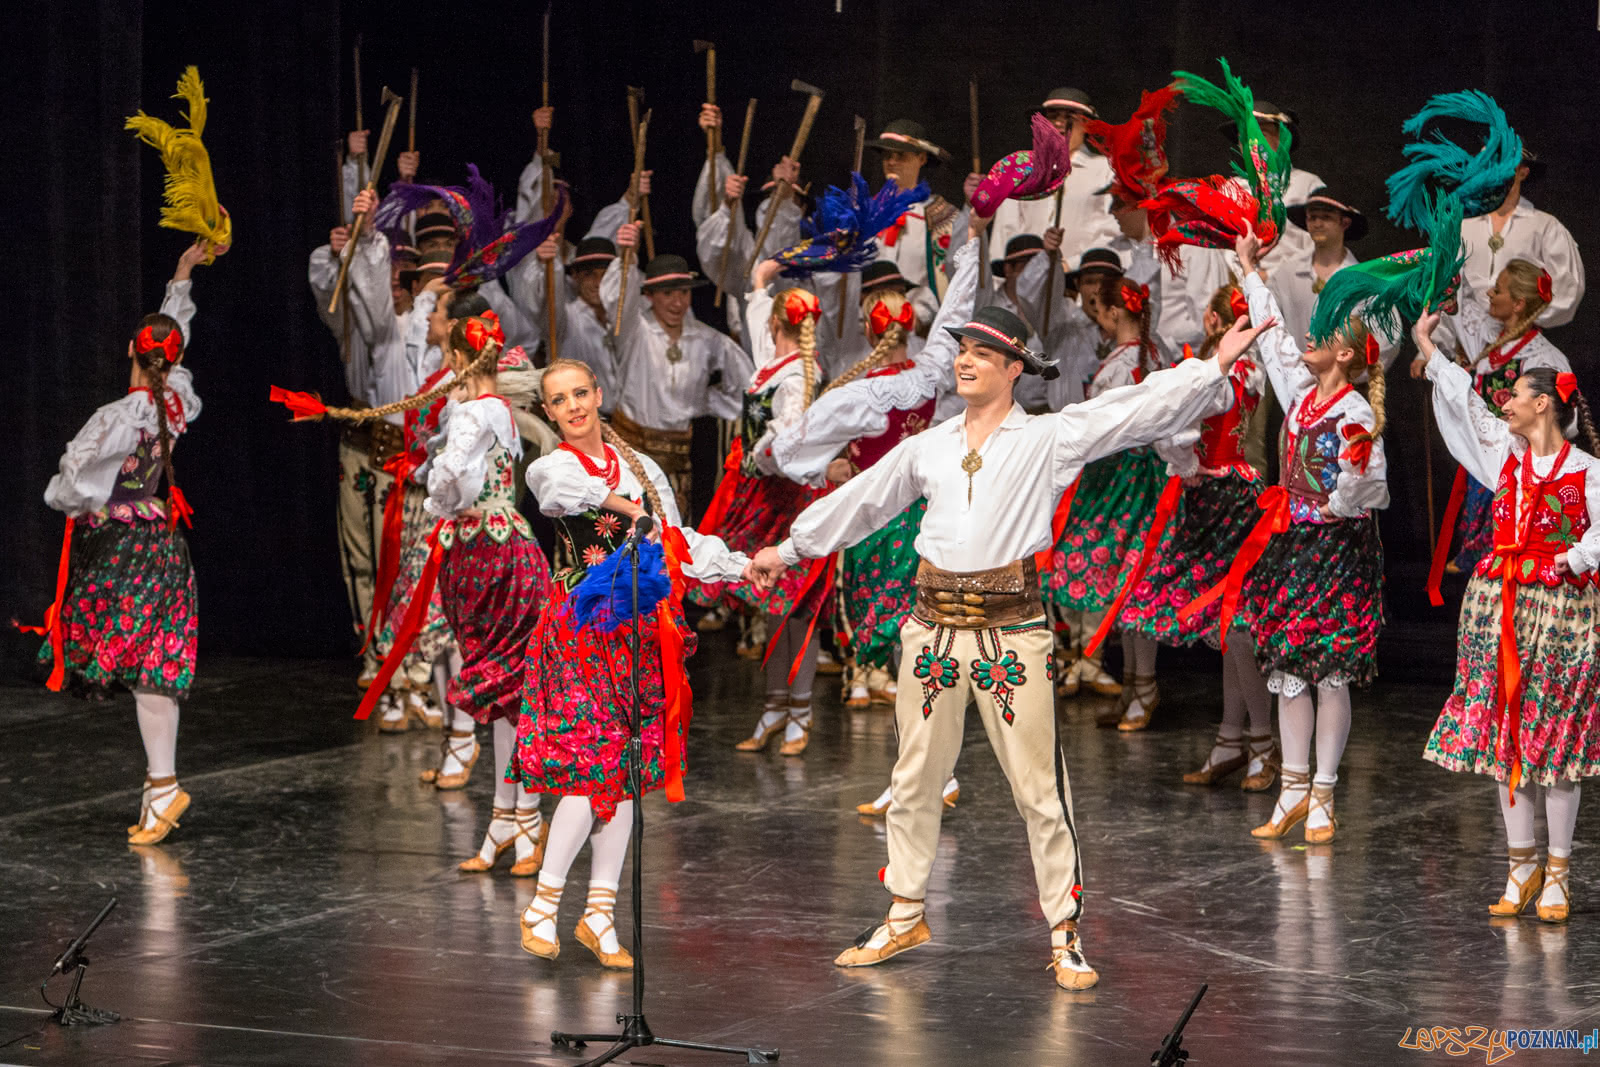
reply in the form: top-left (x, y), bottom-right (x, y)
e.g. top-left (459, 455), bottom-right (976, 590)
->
top-left (992, 234), bottom-right (1045, 275)
top-left (1036, 87), bottom-right (1097, 120)
top-left (1063, 246), bottom-right (1123, 289)
top-left (640, 254), bottom-right (709, 293)
top-left (860, 260), bottom-right (914, 295)
top-left (944, 305), bottom-right (1059, 379)
top-left (1286, 188), bottom-right (1368, 242)
top-left (565, 236), bottom-right (618, 274)
top-left (865, 119), bottom-right (951, 165)
top-left (1218, 99), bottom-right (1300, 150)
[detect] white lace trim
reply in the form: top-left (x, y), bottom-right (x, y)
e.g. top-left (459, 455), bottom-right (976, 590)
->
top-left (1266, 670), bottom-right (1351, 699)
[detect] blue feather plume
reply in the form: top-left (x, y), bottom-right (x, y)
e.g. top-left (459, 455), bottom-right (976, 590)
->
top-left (774, 174), bottom-right (930, 278)
top-left (570, 539), bottom-right (672, 633)
top-left (1385, 90), bottom-right (1522, 235)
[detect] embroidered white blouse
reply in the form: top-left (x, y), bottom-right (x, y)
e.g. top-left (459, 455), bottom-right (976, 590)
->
top-left (45, 367), bottom-right (201, 518)
top-left (526, 446), bottom-right (750, 583)
top-left (1434, 293), bottom-right (1571, 380)
top-left (1425, 350), bottom-right (1600, 575)
top-left (424, 396), bottom-right (523, 519)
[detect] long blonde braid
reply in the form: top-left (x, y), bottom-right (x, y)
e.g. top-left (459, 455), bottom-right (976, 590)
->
top-left (541, 357), bottom-right (668, 518)
top-left (1338, 317), bottom-right (1387, 443)
top-left (306, 331), bottom-right (500, 422)
top-left (1477, 259), bottom-right (1550, 363)
top-left (772, 288), bottom-right (822, 409)
top-left (824, 291), bottom-right (915, 395)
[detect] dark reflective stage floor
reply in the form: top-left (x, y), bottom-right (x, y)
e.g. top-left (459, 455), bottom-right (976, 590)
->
top-left (1, 628), bottom-right (1596, 1065)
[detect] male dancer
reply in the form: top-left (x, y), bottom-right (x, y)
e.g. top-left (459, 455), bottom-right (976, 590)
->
top-left (750, 242), bottom-right (1270, 987)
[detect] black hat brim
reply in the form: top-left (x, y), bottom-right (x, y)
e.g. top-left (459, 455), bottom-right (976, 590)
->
top-left (1218, 120), bottom-right (1300, 153)
top-left (641, 277), bottom-right (712, 293)
top-left (565, 256), bottom-right (617, 275)
top-left (1285, 202), bottom-right (1368, 242)
top-left (865, 137), bottom-right (948, 165)
top-left (943, 325), bottom-right (1060, 380)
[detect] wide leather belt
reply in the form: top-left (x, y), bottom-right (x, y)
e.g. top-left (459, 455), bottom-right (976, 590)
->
top-left (610, 410), bottom-right (692, 470)
top-left (914, 558), bottom-right (1041, 629)
top-left (339, 417), bottom-right (405, 467)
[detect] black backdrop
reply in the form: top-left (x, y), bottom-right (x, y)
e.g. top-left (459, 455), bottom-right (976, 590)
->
top-left (7, 0), bottom-right (1597, 674)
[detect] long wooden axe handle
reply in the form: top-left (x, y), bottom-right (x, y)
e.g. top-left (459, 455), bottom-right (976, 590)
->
top-left (614, 109), bottom-right (652, 337)
top-left (1040, 185), bottom-right (1067, 334)
top-left (714, 98), bottom-right (757, 309)
top-left (695, 41), bottom-right (719, 215)
top-left (328, 87), bottom-right (403, 315)
top-left (750, 81), bottom-right (824, 268)
top-left (837, 114), bottom-right (867, 339)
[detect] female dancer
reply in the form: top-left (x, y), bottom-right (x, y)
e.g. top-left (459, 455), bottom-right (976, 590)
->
top-left (421, 319), bottom-right (554, 876)
top-left (771, 236), bottom-right (982, 815)
top-left (34, 244), bottom-right (215, 844)
top-left (513, 358), bottom-right (752, 967)
top-left (1416, 311), bottom-right (1600, 923)
top-left (1046, 274), bottom-right (1169, 725)
top-left (1116, 283), bottom-right (1277, 786)
top-left (700, 262), bottom-right (828, 756)
top-left (1230, 233), bottom-right (1388, 843)
top-left (1413, 261), bottom-right (1569, 574)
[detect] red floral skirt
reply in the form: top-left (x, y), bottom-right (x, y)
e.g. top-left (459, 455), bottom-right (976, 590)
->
top-left (438, 532), bottom-right (552, 723)
top-left (43, 515), bottom-right (197, 699)
top-left (511, 585), bottom-right (694, 821)
top-left (693, 466), bottom-right (826, 618)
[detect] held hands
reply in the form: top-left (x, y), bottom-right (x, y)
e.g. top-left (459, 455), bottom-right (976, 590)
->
top-left (1213, 315), bottom-right (1277, 374)
top-left (347, 129), bottom-right (369, 157)
top-left (825, 458), bottom-right (855, 485)
top-left (396, 150), bottom-right (420, 181)
top-left (698, 103), bottom-right (721, 131)
top-left (749, 545), bottom-right (788, 591)
top-left (352, 188), bottom-right (379, 217)
top-left (616, 221), bottom-right (641, 250)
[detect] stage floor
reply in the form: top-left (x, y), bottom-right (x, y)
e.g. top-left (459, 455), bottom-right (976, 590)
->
top-left (0, 633), bottom-right (1594, 1065)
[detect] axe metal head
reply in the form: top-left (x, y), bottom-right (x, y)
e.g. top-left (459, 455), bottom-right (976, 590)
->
top-left (627, 85), bottom-right (645, 102)
top-left (693, 39), bottom-right (715, 53)
top-left (791, 79), bottom-right (824, 98)
top-left (380, 86), bottom-right (402, 107)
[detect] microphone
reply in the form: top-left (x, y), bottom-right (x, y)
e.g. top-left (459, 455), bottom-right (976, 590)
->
top-left (52, 897), bottom-right (117, 976)
top-left (624, 513), bottom-right (655, 552)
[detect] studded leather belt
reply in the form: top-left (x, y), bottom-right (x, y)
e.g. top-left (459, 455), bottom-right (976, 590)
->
top-left (914, 558), bottom-right (1041, 629)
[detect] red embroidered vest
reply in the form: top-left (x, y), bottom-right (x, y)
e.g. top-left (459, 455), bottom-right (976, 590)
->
top-left (1476, 451), bottom-right (1593, 589)
top-left (845, 362), bottom-right (934, 472)
top-left (1197, 363), bottom-right (1259, 473)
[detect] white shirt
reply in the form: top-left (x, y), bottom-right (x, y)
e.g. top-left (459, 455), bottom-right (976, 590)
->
top-left (308, 245), bottom-right (376, 407)
top-left (1243, 272), bottom-right (1389, 517)
top-left (525, 445), bottom-right (749, 583)
top-left (987, 147), bottom-right (1121, 272)
top-left (425, 396), bottom-right (522, 518)
top-left (602, 257), bottom-right (752, 432)
top-left (694, 167), bottom-right (805, 346)
top-left (46, 366), bottom-right (201, 517)
top-left (776, 355), bottom-right (1231, 571)
top-left (1424, 351), bottom-right (1600, 574)
top-left (1458, 197), bottom-right (1585, 328)
top-left (1270, 245), bottom-right (1359, 354)
top-left (344, 231), bottom-right (434, 424)
top-left (742, 288), bottom-right (815, 475)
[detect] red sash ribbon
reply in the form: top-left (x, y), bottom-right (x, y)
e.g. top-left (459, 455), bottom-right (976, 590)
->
top-left (166, 485), bottom-right (195, 530)
top-left (1178, 485), bottom-right (1291, 651)
top-left (13, 517), bottom-right (76, 691)
top-left (1426, 466), bottom-right (1471, 607)
top-left (1083, 476), bottom-right (1183, 659)
top-left (355, 521), bottom-right (445, 720)
top-left (761, 552), bottom-right (837, 685)
top-left (656, 526), bottom-right (696, 802)
top-left (1034, 475), bottom-right (1082, 572)
top-left (363, 452), bottom-right (413, 653)
top-left (696, 438), bottom-right (745, 536)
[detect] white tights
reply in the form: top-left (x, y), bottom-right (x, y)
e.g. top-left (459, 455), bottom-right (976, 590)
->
top-left (524, 796), bottom-right (634, 953)
top-left (134, 691), bottom-right (182, 830)
top-left (757, 614), bottom-right (819, 743)
top-left (1272, 682), bottom-right (1352, 831)
top-left (491, 719), bottom-right (538, 812)
top-left (1498, 779), bottom-right (1582, 908)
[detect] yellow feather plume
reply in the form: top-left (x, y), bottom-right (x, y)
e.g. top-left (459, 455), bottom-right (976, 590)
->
top-left (125, 66), bottom-right (232, 263)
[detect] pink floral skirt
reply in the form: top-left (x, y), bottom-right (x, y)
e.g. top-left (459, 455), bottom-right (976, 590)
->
top-left (438, 532), bottom-right (551, 723)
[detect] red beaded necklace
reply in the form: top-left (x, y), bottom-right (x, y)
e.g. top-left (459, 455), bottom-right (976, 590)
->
top-left (1293, 383), bottom-right (1352, 429)
top-left (560, 441), bottom-right (620, 489)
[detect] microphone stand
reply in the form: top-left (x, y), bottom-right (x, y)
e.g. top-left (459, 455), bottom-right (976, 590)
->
top-left (1150, 982), bottom-right (1207, 1066)
top-left (550, 518), bottom-right (778, 1065)
top-left (41, 897), bottom-right (120, 1026)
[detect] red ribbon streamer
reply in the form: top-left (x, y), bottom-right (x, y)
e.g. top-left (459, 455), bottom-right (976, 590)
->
top-left (1426, 466), bottom-right (1471, 607)
top-left (354, 522), bottom-right (445, 720)
top-left (1083, 476), bottom-right (1183, 659)
top-left (268, 386), bottom-right (328, 421)
top-left (1034, 475), bottom-right (1081, 572)
top-left (760, 553), bottom-right (836, 686)
top-left (12, 517), bottom-right (76, 691)
top-left (1178, 485), bottom-right (1291, 651)
top-left (166, 485), bottom-right (194, 530)
top-left (696, 438), bottom-right (745, 537)
top-left (363, 453), bottom-right (413, 655)
top-left (656, 525), bottom-right (696, 803)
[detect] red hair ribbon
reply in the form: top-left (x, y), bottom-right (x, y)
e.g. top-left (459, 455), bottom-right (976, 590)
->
top-left (1537, 270), bottom-right (1554, 304)
top-left (868, 299), bottom-right (915, 335)
top-left (1120, 279), bottom-right (1149, 314)
top-left (464, 314), bottom-right (503, 353)
top-left (1364, 332), bottom-right (1380, 367)
top-left (136, 326), bottom-right (182, 363)
top-left (1227, 288), bottom-right (1249, 322)
top-left (783, 290), bottom-right (822, 325)
top-left (1556, 372), bottom-right (1578, 403)
top-left (1338, 423), bottom-right (1374, 474)
top-left (1180, 342), bottom-right (1197, 361)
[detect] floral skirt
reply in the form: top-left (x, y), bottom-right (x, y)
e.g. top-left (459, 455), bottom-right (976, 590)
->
top-left (373, 487), bottom-right (456, 689)
top-left (841, 499), bottom-right (926, 668)
top-left (693, 467), bottom-right (825, 619)
top-left (1118, 473), bottom-right (1261, 649)
top-left (511, 586), bottom-right (694, 820)
top-left (1453, 474), bottom-right (1494, 572)
top-left (1423, 575), bottom-right (1600, 785)
top-left (439, 532), bottom-right (551, 724)
top-left (1045, 448), bottom-right (1167, 612)
top-left (1234, 514), bottom-right (1384, 689)
top-left (42, 515), bottom-right (197, 699)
